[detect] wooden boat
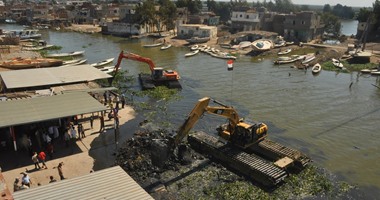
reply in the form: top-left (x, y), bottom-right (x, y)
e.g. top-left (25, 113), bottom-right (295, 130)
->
top-left (360, 69), bottom-right (378, 73)
top-left (190, 45), bottom-right (199, 51)
top-left (143, 43), bottom-right (163, 48)
top-left (160, 44), bottom-right (172, 50)
top-left (238, 41), bottom-right (252, 49)
top-left (186, 37), bottom-right (210, 44)
top-left (252, 39), bottom-right (273, 51)
top-left (274, 55), bottom-right (303, 64)
top-left (301, 54), bottom-right (316, 65)
top-left (72, 59), bottom-right (87, 65)
top-left (45, 50), bottom-right (85, 58)
top-left (286, 41), bottom-right (294, 46)
top-left (209, 52), bottom-right (237, 60)
top-left (311, 63), bottom-right (322, 74)
top-left (277, 48), bottom-right (292, 55)
top-left (0, 58), bottom-right (63, 69)
top-left (23, 44), bottom-right (53, 51)
top-left (185, 49), bottom-right (200, 57)
top-left (371, 71), bottom-right (380, 76)
top-left (332, 58), bottom-right (344, 69)
top-left (274, 40), bottom-right (286, 48)
top-left (90, 58), bottom-right (115, 68)
top-left (99, 66), bottom-right (115, 74)
top-left (62, 59), bottom-right (81, 65)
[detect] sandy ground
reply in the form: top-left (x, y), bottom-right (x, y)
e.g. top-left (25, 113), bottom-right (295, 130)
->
top-left (1, 106), bottom-right (136, 194)
top-left (64, 24), bottom-right (102, 33)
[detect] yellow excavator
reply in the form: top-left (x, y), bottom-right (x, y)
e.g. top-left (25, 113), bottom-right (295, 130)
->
top-left (165, 97), bottom-right (310, 186)
top-left (173, 97), bottom-right (268, 149)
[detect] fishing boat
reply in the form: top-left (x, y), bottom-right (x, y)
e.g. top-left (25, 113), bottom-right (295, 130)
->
top-left (143, 43), bottom-right (163, 48)
top-left (45, 50), bottom-right (85, 58)
top-left (332, 58), bottom-right (344, 69)
top-left (371, 71), bottom-right (380, 76)
top-left (160, 44), bottom-right (172, 50)
top-left (62, 59), bottom-right (82, 65)
top-left (0, 58), bottom-right (63, 69)
top-left (5, 19), bottom-right (16, 24)
top-left (72, 59), bottom-right (87, 65)
top-left (90, 58), bottom-right (115, 68)
top-left (252, 39), bottom-right (273, 51)
top-left (186, 37), bottom-right (210, 44)
top-left (190, 45), bottom-right (199, 51)
top-left (286, 41), bottom-right (294, 46)
top-left (277, 48), bottom-right (292, 55)
top-left (360, 69), bottom-right (378, 73)
top-left (311, 63), bottom-right (322, 74)
top-left (185, 49), bottom-right (200, 57)
top-left (238, 41), bottom-right (252, 49)
top-left (23, 44), bottom-right (53, 51)
top-left (301, 54), bottom-right (316, 65)
top-left (99, 66), bottom-right (115, 74)
top-left (274, 55), bottom-right (304, 64)
top-left (209, 52), bottom-right (237, 60)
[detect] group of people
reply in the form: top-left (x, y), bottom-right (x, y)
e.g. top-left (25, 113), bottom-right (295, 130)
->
top-left (14, 162), bottom-right (65, 192)
top-left (102, 91), bottom-right (126, 110)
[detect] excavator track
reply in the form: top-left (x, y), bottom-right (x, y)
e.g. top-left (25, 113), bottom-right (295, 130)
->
top-left (188, 131), bottom-right (287, 187)
top-left (251, 139), bottom-right (311, 169)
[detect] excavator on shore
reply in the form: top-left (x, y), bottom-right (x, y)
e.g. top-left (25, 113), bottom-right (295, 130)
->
top-left (110, 51), bottom-right (181, 89)
top-left (168, 97), bottom-right (310, 187)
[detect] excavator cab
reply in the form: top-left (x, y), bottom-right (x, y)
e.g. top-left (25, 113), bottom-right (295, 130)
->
top-left (152, 68), bottom-right (164, 79)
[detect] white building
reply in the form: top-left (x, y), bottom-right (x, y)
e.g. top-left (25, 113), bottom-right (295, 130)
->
top-left (177, 24), bottom-right (217, 39)
top-left (231, 9), bottom-right (261, 31)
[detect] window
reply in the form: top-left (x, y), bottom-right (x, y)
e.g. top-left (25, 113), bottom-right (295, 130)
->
top-left (293, 20), bottom-right (295, 25)
top-left (302, 21), bottom-right (305, 25)
top-left (240, 14), bottom-right (242, 18)
top-left (246, 15), bottom-right (249, 19)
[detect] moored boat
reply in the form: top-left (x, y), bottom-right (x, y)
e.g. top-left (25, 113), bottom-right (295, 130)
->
top-left (185, 49), bottom-right (200, 57)
top-left (301, 54), bottom-right (316, 65)
top-left (0, 58), bottom-right (63, 69)
top-left (371, 71), bottom-right (380, 76)
top-left (45, 50), bottom-right (85, 58)
top-left (90, 58), bottom-right (115, 68)
top-left (62, 59), bottom-right (82, 65)
top-left (186, 37), bottom-right (210, 44)
top-left (360, 69), bottom-right (378, 73)
top-left (277, 48), bottom-right (292, 55)
top-left (190, 45), bottom-right (199, 51)
top-left (143, 43), bottom-right (163, 48)
top-left (238, 41), bottom-right (252, 49)
top-left (252, 39), bottom-right (273, 51)
top-left (332, 58), bottom-right (344, 69)
top-left (311, 63), bottom-right (322, 74)
top-left (160, 44), bottom-right (172, 50)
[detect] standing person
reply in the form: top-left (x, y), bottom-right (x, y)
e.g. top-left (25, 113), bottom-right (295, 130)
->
top-left (115, 95), bottom-right (120, 109)
top-left (64, 128), bottom-right (71, 147)
top-left (121, 94), bottom-right (126, 109)
top-left (13, 178), bottom-right (20, 192)
top-left (89, 114), bottom-right (94, 129)
top-left (21, 172), bottom-right (32, 187)
top-left (46, 142), bottom-right (54, 160)
top-left (38, 151), bottom-right (48, 169)
top-left (103, 92), bottom-right (107, 106)
top-left (77, 124), bottom-right (83, 140)
top-left (70, 125), bottom-right (77, 140)
top-left (32, 152), bottom-right (41, 170)
top-left (57, 162), bottom-right (65, 180)
top-left (99, 115), bottom-right (105, 133)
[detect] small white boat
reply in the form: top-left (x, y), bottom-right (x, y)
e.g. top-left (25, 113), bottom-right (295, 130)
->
top-left (185, 49), bottom-right (200, 57)
top-left (45, 50), bottom-right (85, 58)
top-left (90, 58), bottom-right (115, 68)
top-left (311, 63), bottom-right (322, 74)
top-left (238, 41), bottom-right (252, 49)
top-left (100, 66), bottom-right (115, 74)
top-left (252, 40), bottom-right (273, 51)
top-left (186, 37), bottom-right (210, 44)
top-left (332, 58), bottom-right (344, 69)
top-left (143, 43), bottom-right (163, 48)
top-left (371, 71), bottom-right (380, 76)
top-left (66, 59), bottom-right (87, 65)
top-left (361, 69), bottom-right (378, 73)
top-left (277, 48), bottom-right (292, 55)
top-left (301, 54), bottom-right (316, 65)
top-left (191, 45), bottom-right (199, 51)
top-left (62, 59), bottom-right (81, 65)
top-left (209, 52), bottom-right (237, 60)
top-left (160, 44), bottom-right (172, 50)
top-left (286, 41), bottom-right (294, 46)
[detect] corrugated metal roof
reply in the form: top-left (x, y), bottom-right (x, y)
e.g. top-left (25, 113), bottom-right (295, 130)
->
top-left (12, 166), bottom-right (153, 200)
top-left (0, 65), bottom-right (112, 89)
top-left (0, 93), bottom-right (107, 128)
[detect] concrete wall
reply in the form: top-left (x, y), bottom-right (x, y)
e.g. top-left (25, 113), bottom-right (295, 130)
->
top-left (177, 24), bottom-right (217, 38)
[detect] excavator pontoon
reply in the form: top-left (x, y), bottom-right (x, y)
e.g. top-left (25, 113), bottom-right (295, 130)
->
top-left (111, 51), bottom-right (181, 89)
top-left (169, 97), bottom-right (311, 187)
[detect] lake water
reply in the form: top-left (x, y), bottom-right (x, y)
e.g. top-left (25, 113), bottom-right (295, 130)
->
top-left (340, 20), bottom-right (358, 36)
top-left (1, 24), bottom-right (380, 198)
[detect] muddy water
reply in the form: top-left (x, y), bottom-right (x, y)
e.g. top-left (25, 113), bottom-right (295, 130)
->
top-left (2, 24), bottom-right (380, 198)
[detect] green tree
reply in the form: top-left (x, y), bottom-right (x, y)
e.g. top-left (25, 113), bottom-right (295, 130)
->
top-left (323, 4), bottom-right (331, 13)
top-left (373, 0), bottom-right (380, 29)
top-left (157, 0), bottom-right (177, 32)
top-left (356, 8), bottom-right (371, 22)
top-left (207, 0), bottom-right (217, 12)
top-left (215, 2), bottom-right (231, 22)
top-left (301, 5), bottom-right (309, 11)
top-left (321, 13), bottom-right (341, 36)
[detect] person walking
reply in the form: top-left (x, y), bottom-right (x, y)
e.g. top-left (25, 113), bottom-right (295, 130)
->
top-left (57, 162), bottom-right (65, 180)
top-left (115, 95), bottom-right (120, 109)
top-left (38, 151), bottom-right (48, 169)
top-left (31, 152), bottom-right (41, 170)
top-left (90, 114), bottom-right (94, 129)
top-left (99, 115), bottom-right (105, 133)
top-left (121, 94), bottom-right (126, 109)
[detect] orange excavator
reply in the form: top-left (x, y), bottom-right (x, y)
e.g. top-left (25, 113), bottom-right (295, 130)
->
top-left (111, 51), bottom-right (181, 89)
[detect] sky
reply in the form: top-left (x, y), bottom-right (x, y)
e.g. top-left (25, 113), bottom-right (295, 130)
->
top-left (290, 0), bottom-right (374, 8)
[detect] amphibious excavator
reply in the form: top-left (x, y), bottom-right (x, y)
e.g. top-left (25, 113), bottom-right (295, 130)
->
top-left (170, 97), bottom-right (311, 187)
top-left (110, 51), bottom-right (181, 89)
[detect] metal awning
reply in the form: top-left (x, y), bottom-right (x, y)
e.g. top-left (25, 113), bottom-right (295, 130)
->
top-left (0, 93), bottom-right (107, 128)
top-left (12, 166), bottom-right (153, 200)
top-left (0, 65), bottom-right (112, 89)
